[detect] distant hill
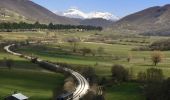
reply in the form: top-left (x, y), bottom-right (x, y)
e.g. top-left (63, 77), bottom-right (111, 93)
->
top-left (0, 8), bottom-right (31, 23)
top-left (0, 0), bottom-right (79, 24)
top-left (0, 0), bottom-right (115, 28)
top-left (111, 4), bottom-right (170, 36)
top-left (80, 18), bottom-right (114, 27)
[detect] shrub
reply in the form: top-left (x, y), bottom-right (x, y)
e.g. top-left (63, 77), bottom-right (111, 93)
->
top-left (80, 47), bottom-right (92, 56)
top-left (146, 68), bottom-right (164, 83)
top-left (4, 58), bottom-right (14, 70)
top-left (144, 78), bottom-right (170, 100)
top-left (80, 67), bottom-right (97, 84)
top-left (150, 39), bottom-right (170, 51)
top-left (111, 64), bottom-right (129, 82)
top-left (137, 71), bottom-right (147, 82)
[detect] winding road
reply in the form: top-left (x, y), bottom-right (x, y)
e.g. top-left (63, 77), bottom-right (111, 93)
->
top-left (4, 44), bottom-right (89, 100)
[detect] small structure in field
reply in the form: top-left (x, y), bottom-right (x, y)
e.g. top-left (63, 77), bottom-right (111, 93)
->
top-left (4, 93), bottom-right (28, 100)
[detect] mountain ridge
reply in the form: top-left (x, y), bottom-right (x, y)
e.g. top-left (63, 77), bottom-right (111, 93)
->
top-left (55, 8), bottom-right (119, 21)
top-left (111, 4), bottom-right (170, 35)
top-left (0, 0), bottom-right (79, 24)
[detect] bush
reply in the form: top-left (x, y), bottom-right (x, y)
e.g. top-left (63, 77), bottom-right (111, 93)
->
top-left (144, 78), bottom-right (170, 100)
top-left (132, 46), bottom-right (151, 51)
top-left (80, 47), bottom-right (92, 56)
top-left (4, 58), bottom-right (14, 70)
top-left (80, 67), bottom-right (97, 84)
top-left (150, 39), bottom-right (170, 51)
top-left (146, 68), bottom-right (164, 83)
top-left (137, 68), bottom-right (164, 83)
top-left (111, 64), bottom-right (129, 82)
top-left (138, 68), bottom-right (167, 100)
top-left (137, 71), bottom-right (147, 82)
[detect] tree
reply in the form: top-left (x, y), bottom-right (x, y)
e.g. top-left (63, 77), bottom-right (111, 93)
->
top-left (91, 50), bottom-right (96, 57)
top-left (0, 22), bottom-right (102, 31)
top-left (111, 64), bottom-right (129, 82)
top-left (138, 68), bottom-right (167, 100)
top-left (146, 68), bottom-right (164, 83)
top-left (151, 51), bottom-right (163, 66)
top-left (99, 77), bottom-right (107, 85)
top-left (80, 47), bottom-right (92, 56)
top-left (4, 58), bottom-right (14, 70)
top-left (128, 67), bottom-right (134, 80)
top-left (137, 71), bottom-right (147, 82)
top-left (25, 39), bottom-right (30, 45)
top-left (97, 47), bottom-right (104, 56)
top-left (67, 37), bottom-right (80, 52)
top-left (127, 53), bottom-right (132, 63)
top-left (81, 67), bottom-right (96, 84)
top-left (46, 31), bottom-right (50, 37)
top-left (48, 22), bottom-right (54, 29)
top-left (34, 21), bottom-right (40, 29)
top-left (144, 76), bottom-right (169, 100)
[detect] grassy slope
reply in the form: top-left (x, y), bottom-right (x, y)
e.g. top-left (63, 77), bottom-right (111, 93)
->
top-left (0, 69), bottom-right (64, 100)
top-left (0, 46), bottom-right (64, 100)
top-left (105, 83), bottom-right (145, 100)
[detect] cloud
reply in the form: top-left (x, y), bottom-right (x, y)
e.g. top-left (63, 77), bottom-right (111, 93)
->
top-left (55, 8), bottom-right (119, 21)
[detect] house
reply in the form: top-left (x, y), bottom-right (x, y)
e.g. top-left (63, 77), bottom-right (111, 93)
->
top-left (4, 93), bottom-right (28, 100)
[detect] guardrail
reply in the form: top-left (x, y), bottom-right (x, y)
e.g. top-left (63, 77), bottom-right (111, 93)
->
top-left (4, 44), bottom-right (89, 100)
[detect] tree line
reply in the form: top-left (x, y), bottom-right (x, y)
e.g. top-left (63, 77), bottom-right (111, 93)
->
top-left (133, 39), bottom-right (170, 51)
top-left (0, 21), bottom-right (102, 31)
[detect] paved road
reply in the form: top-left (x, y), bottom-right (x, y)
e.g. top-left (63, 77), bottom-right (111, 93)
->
top-left (4, 44), bottom-right (89, 100)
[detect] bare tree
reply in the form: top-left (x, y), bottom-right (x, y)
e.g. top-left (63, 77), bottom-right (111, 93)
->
top-left (80, 47), bottom-right (92, 56)
top-left (151, 51), bottom-right (163, 66)
top-left (67, 37), bottom-right (80, 52)
top-left (127, 53), bottom-right (132, 63)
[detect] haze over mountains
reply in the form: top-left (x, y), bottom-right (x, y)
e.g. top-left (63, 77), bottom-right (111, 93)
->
top-left (112, 4), bottom-right (170, 35)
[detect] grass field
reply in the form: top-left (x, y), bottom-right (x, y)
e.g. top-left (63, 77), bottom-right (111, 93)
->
top-left (0, 69), bottom-right (64, 100)
top-left (0, 47), bottom-right (64, 100)
top-left (105, 82), bottom-right (145, 100)
top-left (17, 42), bottom-right (170, 77)
top-left (16, 41), bottom-right (170, 100)
top-left (1, 31), bottom-right (170, 100)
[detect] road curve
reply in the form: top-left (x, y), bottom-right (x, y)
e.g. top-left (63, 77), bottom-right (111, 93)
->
top-left (4, 44), bottom-right (89, 100)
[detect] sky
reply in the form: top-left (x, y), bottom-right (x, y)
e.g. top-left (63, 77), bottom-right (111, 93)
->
top-left (32, 0), bottom-right (170, 18)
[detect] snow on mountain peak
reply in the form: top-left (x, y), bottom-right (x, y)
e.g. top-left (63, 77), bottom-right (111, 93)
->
top-left (55, 8), bottom-right (119, 21)
top-left (88, 12), bottom-right (118, 20)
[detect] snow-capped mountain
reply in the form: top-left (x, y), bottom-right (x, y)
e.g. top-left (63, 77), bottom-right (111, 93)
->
top-left (55, 8), bottom-right (119, 21)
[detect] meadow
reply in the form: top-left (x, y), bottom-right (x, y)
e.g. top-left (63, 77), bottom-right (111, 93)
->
top-left (1, 31), bottom-right (170, 100)
top-left (17, 42), bottom-right (170, 77)
top-left (0, 40), bottom-right (64, 100)
top-left (0, 69), bottom-right (64, 100)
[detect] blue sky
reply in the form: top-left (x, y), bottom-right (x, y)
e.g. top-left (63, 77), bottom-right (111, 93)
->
top-left (32, 0), bottom-right (170, 17)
